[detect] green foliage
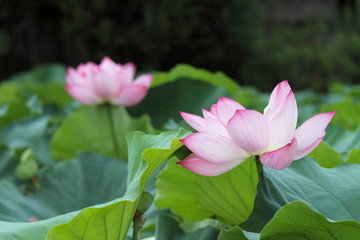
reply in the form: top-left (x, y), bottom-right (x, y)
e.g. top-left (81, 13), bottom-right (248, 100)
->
top-left (243, 158), bottom-right (360, 233)
top-left (24, 64), bottom-right (72, 108)
top-left (156, 157), bottom-right (259, 225)
top-left (155, 214), bottom-right (219, 240)
top-left (130, 75), bottom-right (233, 128)
top-left (15, 149), bottom-right (39, 180)
top-left (0, 102), bottom-right (32, 129)
top-left (129, 64), bottom-right (263, 127)
top-left (321, 98), bottom-right (360, 130)
top-left (0, 83), bottom-right (24, 104)
top-left (0, 153), bottom-right (127, 221)
top-left (3, 63), bottom-right (71, 109)
top-left (0, 116), bottom-right (54, 164)
top-left (308, 125), bottom-right (360, 166)
top-left (0, 82), bottom-right (34, 128)
top-left (51, 105), bottom-right (156, 160)
top-left (217, 226), bottom-right (250, 240)
top-left (347, 149), bottom-right (360, 164)
top-left (1, 63), bottom-right (360, 239)
top-left (308, 141), bottom-right (344, 168)
top-left (151, 64), bottom-right (240, 96)
top-left (0, 145), bottom-right (17, 181)
top-left (0, 215), bottom-right (75, 240)
top-left (46, 129), bottom-right (189, 240)
top-left (260, 201), bottom-right (360, 240)
top-left (218, 202), bottom-right (360, 240)
top-left (0, 153), bottom-right (128, 237)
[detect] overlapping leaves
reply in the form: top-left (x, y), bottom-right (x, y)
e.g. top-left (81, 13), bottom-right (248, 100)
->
top-left (0, 129), bottom-right (189, 239)
top-left (46, 129), bottom-right (189, 240)
top-left (0, 153), bottom-right (128, 222)
top-left (1, 63), bottom-right (360, 239)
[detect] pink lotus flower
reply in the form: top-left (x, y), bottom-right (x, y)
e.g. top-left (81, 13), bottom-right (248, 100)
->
top-left (28, 216), bottom-right (38, 222)
top-left (65, 57), bottom-right (153, 106)
top-left (179, 80), bottom-right (335, 176)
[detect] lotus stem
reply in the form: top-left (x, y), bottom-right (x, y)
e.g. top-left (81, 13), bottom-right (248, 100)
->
top-left (105, 104), bottom-right (121, 159)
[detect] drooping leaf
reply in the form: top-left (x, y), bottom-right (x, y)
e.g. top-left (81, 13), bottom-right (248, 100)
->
top-left (347, 148), bottom-right (360, 164)
top-left (51, 105), bottom-right (156, 160)
top-left (308, 124), bottom-right (360, 167)
top-left (155, 157), bottom-right (259, 225)
top-left (308, 141), bottom-right (344, 168)
top-left (46, 129), bottom-right (189, 240)
top-left (260, 201), bottom-right (360, 240)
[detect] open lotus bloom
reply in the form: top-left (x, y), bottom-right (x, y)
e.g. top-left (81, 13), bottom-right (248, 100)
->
top-left (65, 57), bottom-right (153, 106)
top-left (179, 80), bottom-right (336, 176)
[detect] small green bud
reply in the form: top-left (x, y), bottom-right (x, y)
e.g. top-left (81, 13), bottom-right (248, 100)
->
top-left (15, 149), bottom-right (38, 180)
top-left (137, 191), bottom-right (154, 213)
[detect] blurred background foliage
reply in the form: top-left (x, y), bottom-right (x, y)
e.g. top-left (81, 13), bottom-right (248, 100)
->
top-left (0, 0), bottom-right (359, 91)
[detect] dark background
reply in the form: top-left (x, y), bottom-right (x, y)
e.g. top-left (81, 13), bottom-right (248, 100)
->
top-left (0, 0), bottom-right (358, 91)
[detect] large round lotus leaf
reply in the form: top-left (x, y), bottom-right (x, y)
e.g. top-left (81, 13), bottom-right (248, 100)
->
top-left (242, 158), bottom-right (360, 232)
top-left (0, 152), bottom-right (127, 222)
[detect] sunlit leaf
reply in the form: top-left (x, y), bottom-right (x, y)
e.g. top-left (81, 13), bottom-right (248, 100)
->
top-left (308, 141), bottom-right (344, 168)
top-left (155, 157), bottom-right (259, 225)
top-left (347, 148), bottom-right (360, 163)
top-left (308, 124), bottom-right (360, 167)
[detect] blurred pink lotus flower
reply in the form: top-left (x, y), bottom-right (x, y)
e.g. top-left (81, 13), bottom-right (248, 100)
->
top-left (179, 80), bottom-right (335, 176)
top-left (65, 57), bottom-right (153, 106)
top-left (28, 216), bottom-right (38, 222)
